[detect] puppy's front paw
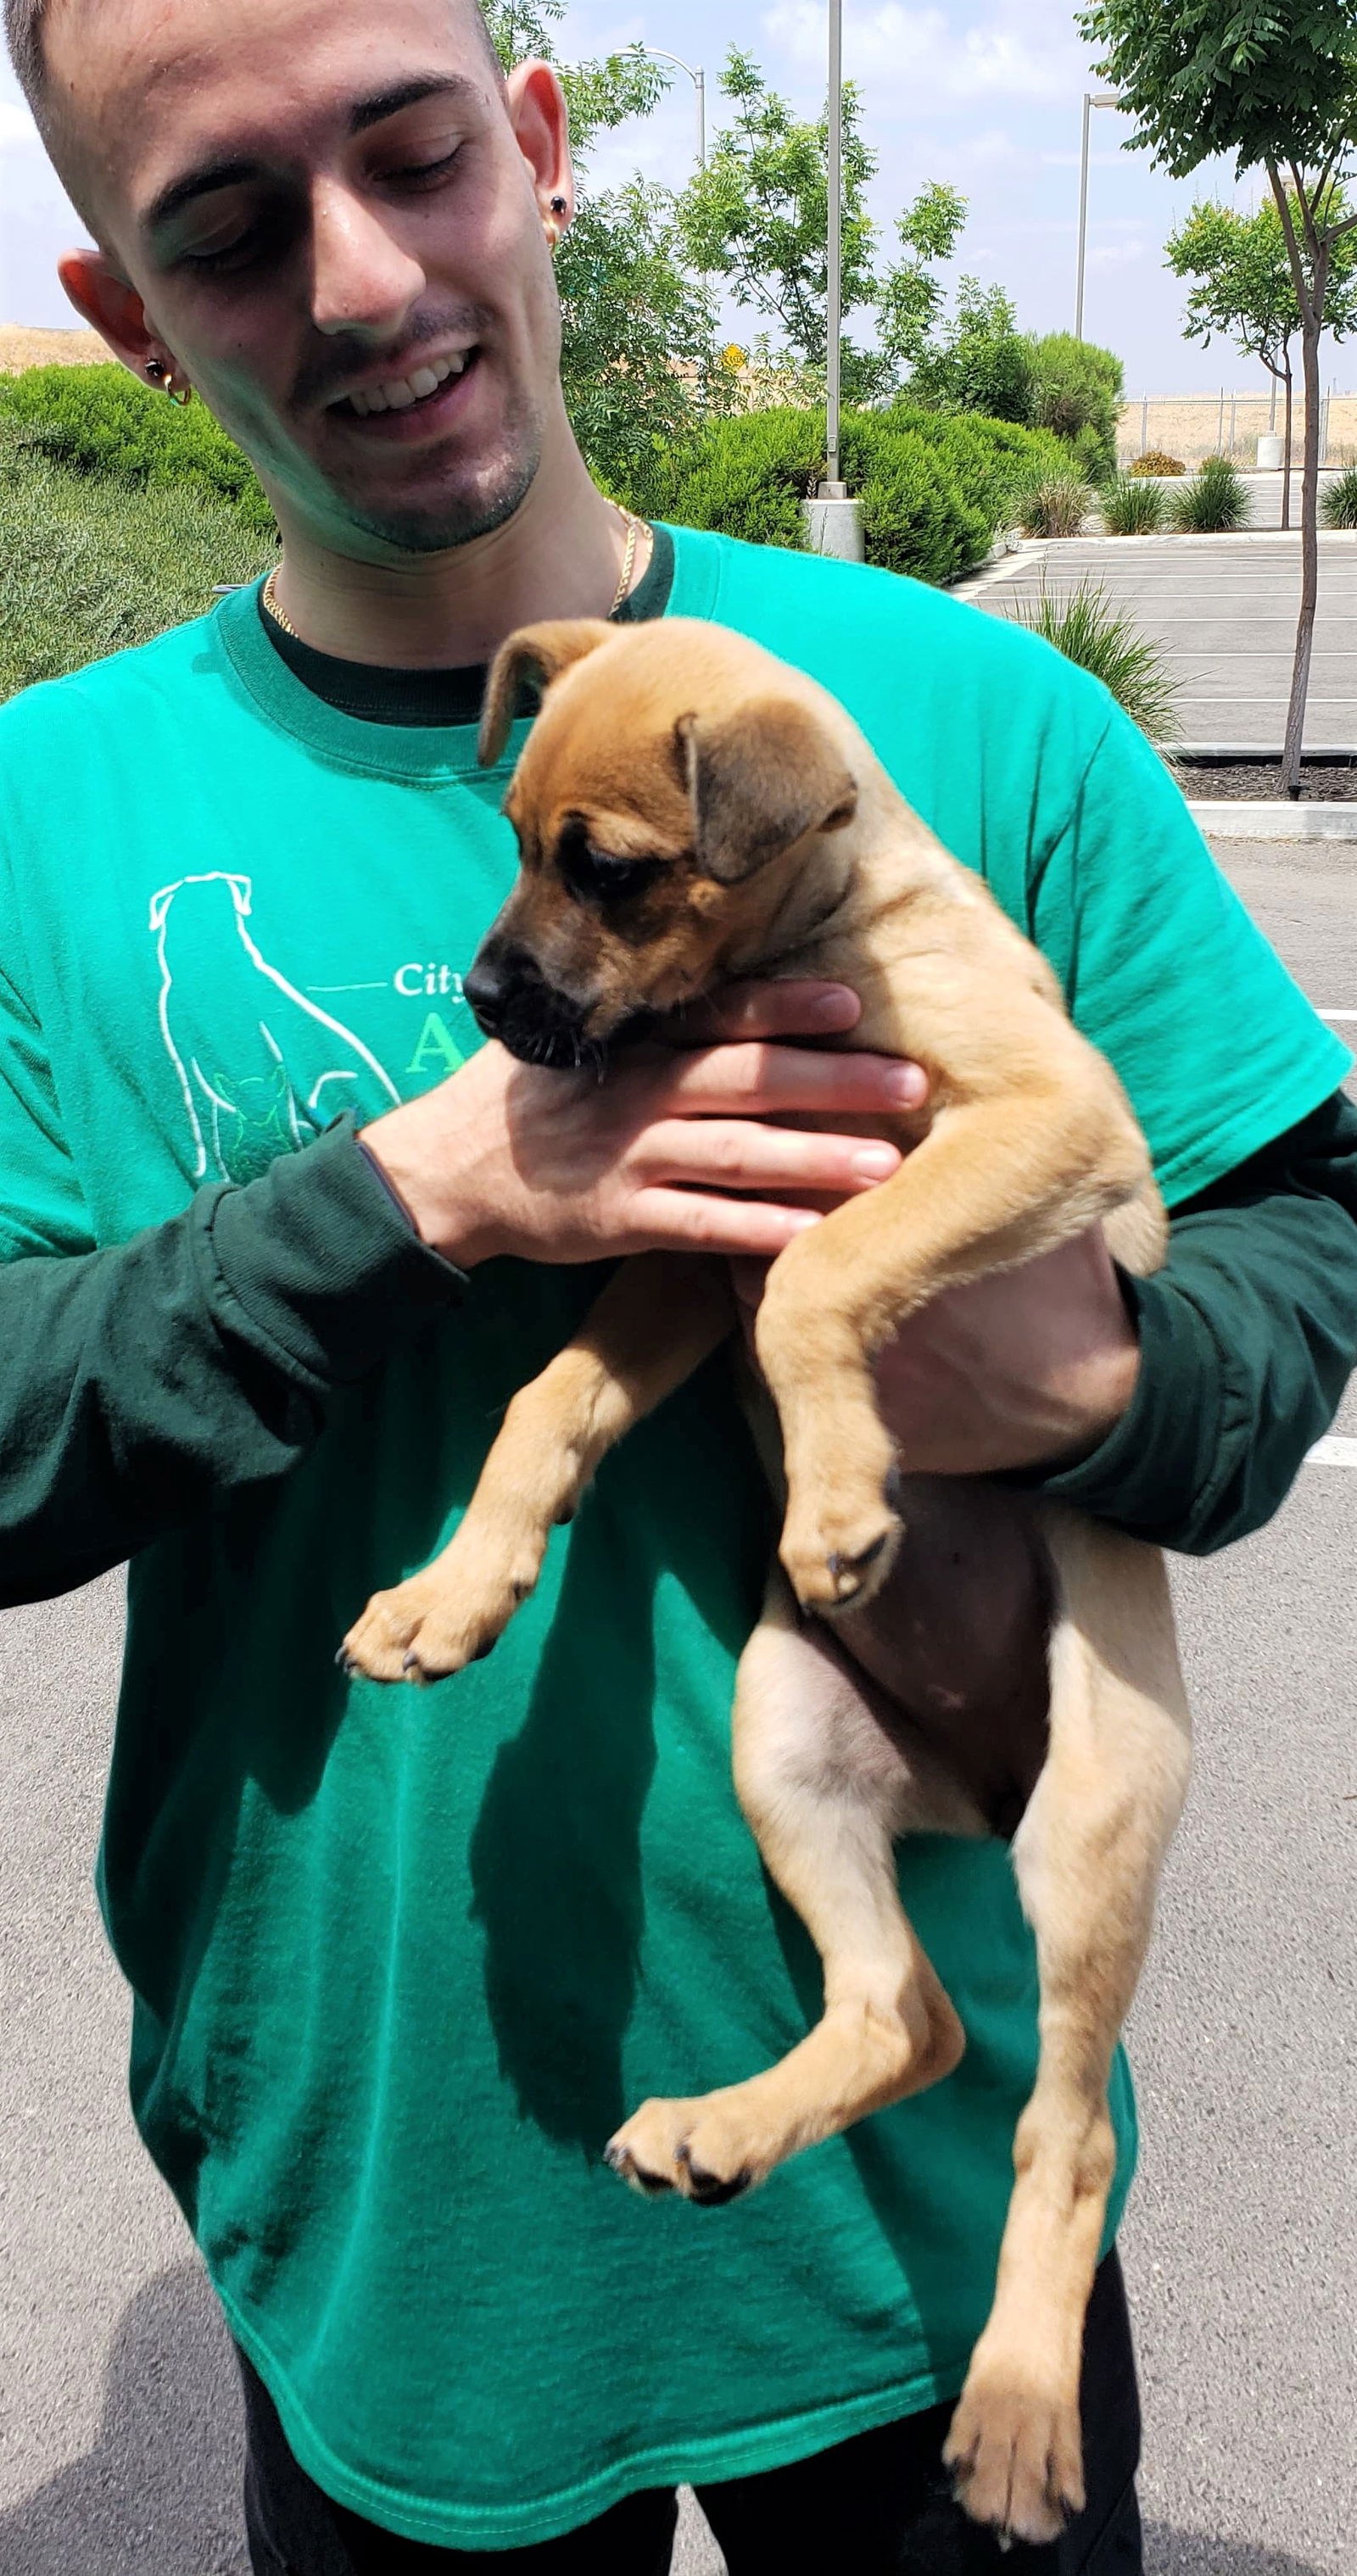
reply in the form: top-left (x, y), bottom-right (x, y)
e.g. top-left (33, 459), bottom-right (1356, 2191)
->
top-left (943, 2361), bottom-right (1085, 2548)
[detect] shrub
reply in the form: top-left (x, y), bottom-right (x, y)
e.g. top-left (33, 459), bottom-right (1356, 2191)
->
top-left (1014, 472), bottom-right (1094, 538)
top-left (907, 282), bottom-right (1037, 426)
top-left (1008, 581), bottom-right (1179, 744)
top-left (0, 425), bottom-right (272, 700)
top-left (1320, 464), bottom-right (1357, 528)
top-left (0, 362), bottom-right (275, 535)
top-left (1127, 450), bottom-right (1186, 477)
top-left (885, 404), bottom-right (1069, 521)
top-left (1170, 454), bottom-right (1250, 533)
top-left (622, 404), bottom-right (1029, 586)
top-left (1101, 473), bottom-right (1167, 534)
top-left (1030, 333), bottom-right (1124, 482)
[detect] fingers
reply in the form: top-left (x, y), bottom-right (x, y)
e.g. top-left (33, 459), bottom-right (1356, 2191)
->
top-left (662, 980), bottom-right (863, 1045)
top-left (655, 1041), bottom-right (928, 1120)
top-left (628, 1189), bottom-right (824, 1257)
top-left (639, 1118), bottom-right (902, 1196)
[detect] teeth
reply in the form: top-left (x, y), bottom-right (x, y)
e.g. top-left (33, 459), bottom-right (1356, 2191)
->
top-left (343, 352), bottom-right (470, 417)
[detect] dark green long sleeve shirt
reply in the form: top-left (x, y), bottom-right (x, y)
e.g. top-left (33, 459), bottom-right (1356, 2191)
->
top-left (1, 1092), bottom-right (1353, 1609)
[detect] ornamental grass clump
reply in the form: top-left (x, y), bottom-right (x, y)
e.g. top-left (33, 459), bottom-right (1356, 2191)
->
top-left (1100, 473), bottom-right (1167, 534)
top-left (1171, 454), bottom-right (1251, 532)
top-left (1321, 464), bottom-right (1357, 529)
top-left (1012, 471), bottom-right (1093, 538)
top-left (1127, 450), bottom-right (1186, 477)
top-left (1008, 580), bottom-right (1180, 745)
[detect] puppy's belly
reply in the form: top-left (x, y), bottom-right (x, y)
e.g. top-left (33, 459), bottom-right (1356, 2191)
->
top-left (829, 1476), bottom-right (1053, 1841)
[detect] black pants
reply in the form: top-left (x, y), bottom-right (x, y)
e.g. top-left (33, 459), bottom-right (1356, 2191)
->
top-left (241, 2250), bottom-right (1141, 2575)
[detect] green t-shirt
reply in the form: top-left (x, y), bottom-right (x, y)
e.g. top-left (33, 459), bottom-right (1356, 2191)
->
top-left (0, 529), bottom-right (1344, 2549)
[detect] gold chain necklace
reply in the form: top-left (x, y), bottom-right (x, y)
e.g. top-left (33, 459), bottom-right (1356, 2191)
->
top-left (260, 503), bottom-right (652, 648)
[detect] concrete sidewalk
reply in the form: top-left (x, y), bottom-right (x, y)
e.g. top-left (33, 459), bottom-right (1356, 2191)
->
top-left (965, 532), bottom-right (1357, 752)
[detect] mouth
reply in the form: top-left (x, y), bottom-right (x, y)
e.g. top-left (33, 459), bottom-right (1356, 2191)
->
top-left (327, 348), bottom-right (480, 438)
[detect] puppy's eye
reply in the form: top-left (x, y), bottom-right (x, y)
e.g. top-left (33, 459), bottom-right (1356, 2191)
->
top-left (557, 828), bottom-right (664, 906)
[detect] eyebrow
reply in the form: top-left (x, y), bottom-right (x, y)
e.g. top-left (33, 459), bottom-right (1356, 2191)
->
top-left (142, 75), bottom-right (480, 232)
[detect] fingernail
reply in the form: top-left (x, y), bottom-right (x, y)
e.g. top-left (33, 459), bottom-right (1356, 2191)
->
top-left (884, 1063), bottom-right (927, 1106)
top-left (852, 1144), bottom-right (899, 1179)
top-left (809, 986), bottom-right (859, 1026)
top-left (786, 1211), bottom-right (822, 1232)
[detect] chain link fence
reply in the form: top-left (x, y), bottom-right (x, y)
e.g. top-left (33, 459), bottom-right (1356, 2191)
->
top-left (1117, 391), bottom-right (1357, 469)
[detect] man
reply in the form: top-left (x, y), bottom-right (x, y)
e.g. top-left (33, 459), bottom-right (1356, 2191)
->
top-left (1, 0), bottom-right (1354, 2565)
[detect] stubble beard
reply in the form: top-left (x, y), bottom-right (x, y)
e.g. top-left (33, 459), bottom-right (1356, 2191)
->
top-left (331, 379), bottom-right (546, 557)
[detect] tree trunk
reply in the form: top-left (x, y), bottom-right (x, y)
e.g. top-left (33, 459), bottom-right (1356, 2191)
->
top-left (1282, 359), bottom-right (1293, 532)
top-left (1282, 314), bottom-right (1321, 797)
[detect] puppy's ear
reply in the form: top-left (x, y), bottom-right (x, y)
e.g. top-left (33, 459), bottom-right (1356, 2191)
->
top-left (478, 620), bottom-right (613, 767)
top-left (678, 698), bottom-right (857, 884)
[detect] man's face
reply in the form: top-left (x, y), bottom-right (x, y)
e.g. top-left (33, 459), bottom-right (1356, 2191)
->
top-left (47, 0), bottom-right (567, 553)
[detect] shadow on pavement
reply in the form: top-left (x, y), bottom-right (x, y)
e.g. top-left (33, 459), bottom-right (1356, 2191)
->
top-left (0, 2259), bottom-right (247, 2575)
top-left (1145, 2530), bottom-right (1330, 2576)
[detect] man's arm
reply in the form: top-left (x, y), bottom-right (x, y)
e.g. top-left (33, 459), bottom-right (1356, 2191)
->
top-left (0, 985), bottom-right (921, 1609)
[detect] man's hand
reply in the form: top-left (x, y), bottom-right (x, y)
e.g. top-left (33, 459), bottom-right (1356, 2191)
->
top-left (732, 1227), bottom-right (1142, 1480)
top-left (361, 982), bottom-right (928, 1269)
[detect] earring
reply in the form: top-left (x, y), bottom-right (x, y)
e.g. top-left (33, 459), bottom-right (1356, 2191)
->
top-left (144, 358), bottom-right (165, 381)
top-left (164, 370), bottom-right (193, 407)
top-left (544, 193), bottom-right (568, 250)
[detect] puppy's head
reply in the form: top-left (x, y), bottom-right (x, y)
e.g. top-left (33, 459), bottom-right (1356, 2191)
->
top-left (466, 618), bottom-right (859, 1066)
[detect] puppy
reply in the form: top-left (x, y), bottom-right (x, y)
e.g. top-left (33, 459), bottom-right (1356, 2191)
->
top-left (343, 618), bottom-right (1192, 2545)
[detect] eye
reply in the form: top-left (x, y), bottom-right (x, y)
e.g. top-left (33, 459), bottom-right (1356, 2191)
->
top-left (383, 147), bottom-right (462, 190)
top-left (557, 826), bottom-right (665, 906)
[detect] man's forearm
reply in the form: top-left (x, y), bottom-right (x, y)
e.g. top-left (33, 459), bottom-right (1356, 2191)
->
top-left (0, 1120), bottom-right (463, 1607)
top-left (1030, 1091), bottom-right (1357, 1553)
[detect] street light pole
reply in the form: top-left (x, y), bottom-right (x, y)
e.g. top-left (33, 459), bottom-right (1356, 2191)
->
top-left (824, 0), bottom-right (843, 488)
top-left (1075, 90), bottom-right (1120, 341)
top-left (634, 47), bottom-right (705, 170)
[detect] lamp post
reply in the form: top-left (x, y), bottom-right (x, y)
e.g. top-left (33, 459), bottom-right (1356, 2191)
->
top-left (803, 0), bottom-right (863, 559)
top-left (634, 47), bottom-right (705, 171)
top-left (1075, 91), bottom-right (1120, 341)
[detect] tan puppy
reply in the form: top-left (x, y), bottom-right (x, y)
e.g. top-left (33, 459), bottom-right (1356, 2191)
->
top-left (343, 619), bottom-right (1192, 2545)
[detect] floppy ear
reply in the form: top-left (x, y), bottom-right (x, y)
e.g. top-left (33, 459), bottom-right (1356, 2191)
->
top-left (477, 619), bottom-right (613, 767)
top-left (678, 698), bottom-right (858, 885)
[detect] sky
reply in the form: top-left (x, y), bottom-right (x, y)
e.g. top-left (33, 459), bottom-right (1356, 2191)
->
top-left (2, 0), bottom-right (1353, 398)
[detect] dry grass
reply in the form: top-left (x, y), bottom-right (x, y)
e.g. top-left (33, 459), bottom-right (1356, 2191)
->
top-left (0, 325), bottom-right (108, 373)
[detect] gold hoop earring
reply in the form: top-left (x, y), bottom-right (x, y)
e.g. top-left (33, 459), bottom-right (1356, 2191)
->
top-left (165, 371), bottom-right (193, 407)
top-left (543, 216), bottom-right (562, 250)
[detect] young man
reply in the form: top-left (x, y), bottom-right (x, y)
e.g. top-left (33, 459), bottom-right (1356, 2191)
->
top-left (2, 0), bottom-right (1354, 2565)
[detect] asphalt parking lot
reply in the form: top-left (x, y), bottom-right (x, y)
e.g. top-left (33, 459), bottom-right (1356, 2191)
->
top-left (1, 839), bottom-right (1353, 2576)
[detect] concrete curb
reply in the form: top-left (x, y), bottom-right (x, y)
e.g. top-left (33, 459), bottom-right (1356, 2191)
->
top-left (1187, 800), bottom-right (1357, 842)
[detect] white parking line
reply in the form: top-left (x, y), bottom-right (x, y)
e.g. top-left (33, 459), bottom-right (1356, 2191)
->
top-left (1317, 1011), bottom-right (1357, 1022)
top-left (1307, 1435), bottom-right (1357, 1466)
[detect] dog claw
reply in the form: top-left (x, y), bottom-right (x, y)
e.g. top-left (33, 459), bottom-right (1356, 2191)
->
top-left (674, 2142), bottom-right (751, 2205)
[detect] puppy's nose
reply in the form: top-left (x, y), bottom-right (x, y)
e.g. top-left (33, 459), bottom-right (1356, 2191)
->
top-left (464, 945), bottom-right (527, 1035)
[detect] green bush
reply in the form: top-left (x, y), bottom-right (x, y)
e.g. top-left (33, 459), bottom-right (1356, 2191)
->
top-left (623, 403), bottom-right (1037, 584)
top-left (1101, 473), bottom-right (1167, 534)
top-left (1170, 454), bottom-right (1250, 533)
top-left (1030, 333), bottom-right (1124, 482)
top-left (0, 362), bottom-right (275, 535)
top-left (0, 424), bottom-right (272, 700)
top-left (907, 282), bottom-right (1037, 425)
top-left (1006, 580), bottom-right (1179, 744)
top-left (1320, 464), bottom-right (1357, 528)
top-left (1014, 472), bottom-right (1094, 538)
top-left (885, 404), bottom-right (1070, 522)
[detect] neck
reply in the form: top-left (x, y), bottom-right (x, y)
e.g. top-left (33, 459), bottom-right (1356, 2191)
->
top-left (267, 421), bottom-right (636, 669)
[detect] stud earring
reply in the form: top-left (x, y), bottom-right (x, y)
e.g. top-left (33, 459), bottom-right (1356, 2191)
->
top-left (144, 358), bottom-right (165, 381)
top-left (544, 193), bottom-right (568, 249)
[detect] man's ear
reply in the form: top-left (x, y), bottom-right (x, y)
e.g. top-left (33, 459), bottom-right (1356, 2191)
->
top-left (478, 619), bottom-right (613, 766)
top-left (678, 698), bottom-right (858, 884)
top-left (58, 249), bottom-right (165, 377)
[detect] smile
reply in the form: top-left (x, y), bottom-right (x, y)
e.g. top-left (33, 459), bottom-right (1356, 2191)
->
top-left (333, 349), bottom-right (476, 421)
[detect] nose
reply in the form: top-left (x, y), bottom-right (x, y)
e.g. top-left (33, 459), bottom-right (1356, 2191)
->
top-left (464, 943), bottom-right (534, 1035)
top-left (309, 177), bottom-right (427, 339)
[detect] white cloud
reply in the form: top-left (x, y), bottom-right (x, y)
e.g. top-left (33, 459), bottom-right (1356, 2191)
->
top-left (1089, 237), bottom-right (1145, 270)
top-left (761, 0), bottom-right (1085, 108)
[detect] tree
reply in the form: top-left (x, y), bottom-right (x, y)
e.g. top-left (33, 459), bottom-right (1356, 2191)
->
top-left (1080, 0), bottom-right (1357, 791)
top-left (1164, 192), bottom-right (1357, 530)
top-left (676, 49), bottom-right (891, 403)
top-left (907, 280), bottom-right (1038, 424)
top-left (875, 183), bottom-right (968, 373)
top-left (483, 0), bottom-right (730, 485)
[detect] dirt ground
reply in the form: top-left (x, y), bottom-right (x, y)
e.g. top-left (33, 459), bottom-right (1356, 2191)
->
top-left (1177, 760), bottom-right (1357, 803)
top-left (0, 325), bottom-right (107, 372)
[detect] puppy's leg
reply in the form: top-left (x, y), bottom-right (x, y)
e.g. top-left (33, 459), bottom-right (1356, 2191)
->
top-left (944, 1512), bottom-right (1191, 2546)
top-left (343, 1255), bottom-right (732, 1681)
top-left (606, 1572), bottom-right (983, 2200)
top-left (755, 1082), bottom-right (1149, 1614)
